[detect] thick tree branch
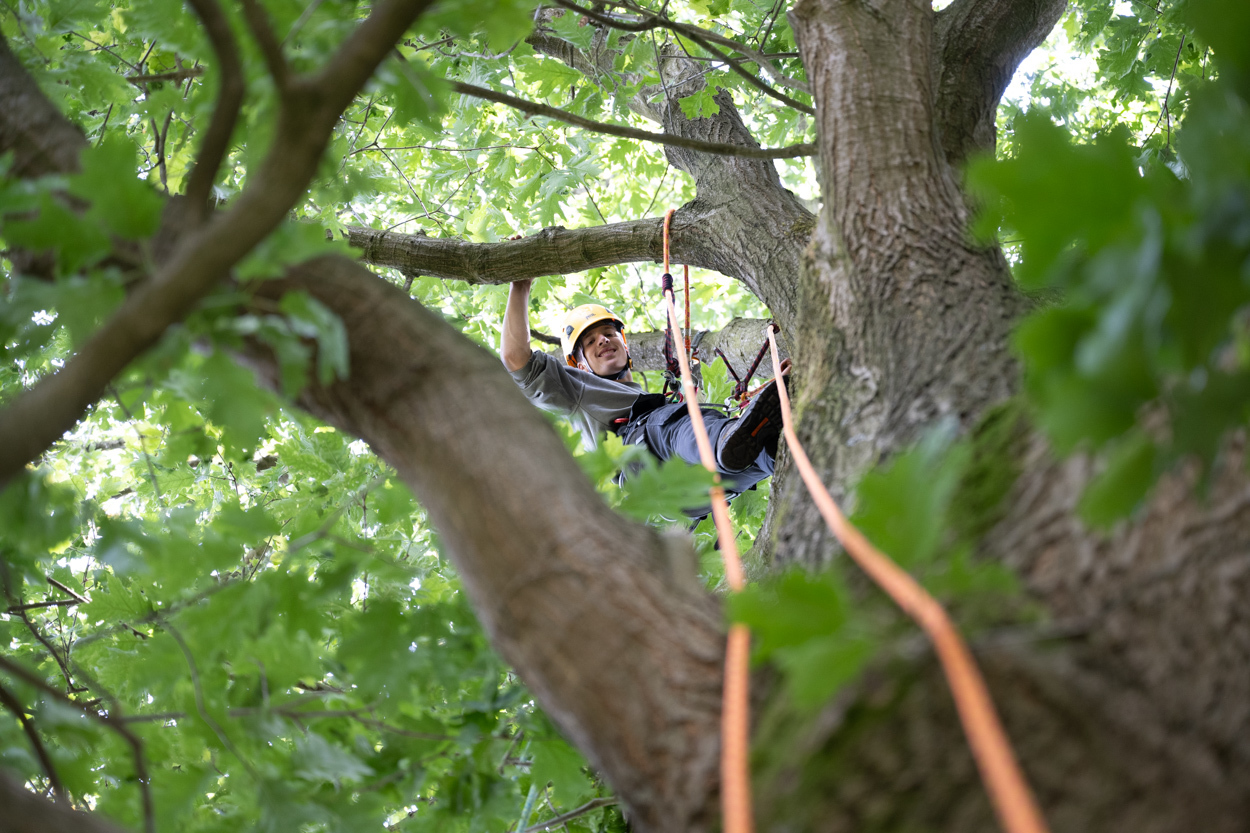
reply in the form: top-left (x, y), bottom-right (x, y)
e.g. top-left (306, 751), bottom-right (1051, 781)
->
top-left (933, 0), bottom-right (1068, 164)
top-left (183, 0), bottom-right (245, 219)
top-left (240, 0), bottom-right (290, 90)
top-left (346, 218), bottom-right (670, 282)
top-left (243, 255), bottom-right (725, 829)
top-left (0, 0), bottom-right (436, 491)
top-left (450, 80), bottom-right (815, 159)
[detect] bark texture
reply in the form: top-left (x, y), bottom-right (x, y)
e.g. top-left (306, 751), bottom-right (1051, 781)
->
top-left (767, 0), bottom-right (1030, 568)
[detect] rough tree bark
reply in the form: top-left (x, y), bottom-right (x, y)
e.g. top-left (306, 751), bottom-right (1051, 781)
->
top-left (4, 0), bottom-right (1250, 830)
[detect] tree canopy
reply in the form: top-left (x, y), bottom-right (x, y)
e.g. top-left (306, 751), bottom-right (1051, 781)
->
top-left (1, 0), bottom-right (1249, 830)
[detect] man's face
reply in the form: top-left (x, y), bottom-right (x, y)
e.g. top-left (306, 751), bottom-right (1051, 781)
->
top-left (577, 321), bottom-right (629, 377)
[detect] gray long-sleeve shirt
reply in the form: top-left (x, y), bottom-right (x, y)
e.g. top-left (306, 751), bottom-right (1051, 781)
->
top-left (509, 349), bottom-right (642, 450)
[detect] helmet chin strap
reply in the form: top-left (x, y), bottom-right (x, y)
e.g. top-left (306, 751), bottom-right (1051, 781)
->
top-left (599, 366), bottom-right (630, 381)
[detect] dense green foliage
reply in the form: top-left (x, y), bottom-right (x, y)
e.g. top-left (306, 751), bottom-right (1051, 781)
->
top-left (1, 0), bottom-right (1248, 829)
top-left (973, 0), bottom-right (1250, 526)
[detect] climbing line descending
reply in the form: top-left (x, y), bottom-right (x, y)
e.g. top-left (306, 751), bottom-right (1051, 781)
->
top-left (662, 291), bottom-right (754, 833)
top-left (764, 329), bottom-right (1049, 833)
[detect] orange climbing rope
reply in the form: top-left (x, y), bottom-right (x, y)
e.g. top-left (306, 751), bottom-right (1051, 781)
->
top-left (764, 328), bottom-right (1050, 833)
top-left (662, 291), bottom-right (753, 833)
top-left (659, 209), bottom-right (753, 833)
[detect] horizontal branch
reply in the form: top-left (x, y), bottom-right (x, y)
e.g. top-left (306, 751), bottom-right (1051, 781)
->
top-left (344, 218), bottom-right (668, 283)
top-left (126, 67), bottom-right (205, 85)
top-left (450, 81), bottom-right (814, 159)
top-left (523, 797), bottom-right (619, 832)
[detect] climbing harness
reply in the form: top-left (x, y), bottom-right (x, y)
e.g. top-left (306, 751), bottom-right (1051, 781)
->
top-left (764, 329), bottom-right (1050, 833)
top-left (715, 324), bottom-right (779, 407)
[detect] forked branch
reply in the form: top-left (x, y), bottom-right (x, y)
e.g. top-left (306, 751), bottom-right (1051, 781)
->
top-left (0, 0), bottom-right (437, 490)
top-left (933, 0), bottom-right (1068, 164)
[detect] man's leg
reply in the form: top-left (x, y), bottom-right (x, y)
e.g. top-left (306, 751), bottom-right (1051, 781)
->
top-left (644, 407), bottom-right (774, 493)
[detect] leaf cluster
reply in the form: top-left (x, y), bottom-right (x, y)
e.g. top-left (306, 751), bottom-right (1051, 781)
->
top-left (971, 0), bottom-right (1250, 527)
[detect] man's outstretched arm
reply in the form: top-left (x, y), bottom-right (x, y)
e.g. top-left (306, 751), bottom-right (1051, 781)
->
top-left (501, 279), bottom-right (535, 372)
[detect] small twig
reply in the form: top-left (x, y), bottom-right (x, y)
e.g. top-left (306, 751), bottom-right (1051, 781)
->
top-left (109, 386), bottom-right (163, 502)
top-left (47, 577), bottom-right (90, 604)
top-left (560, 0), bottom-right (809, 94)
top-left (0, 564), bottom-right (84, 694)
top-left (6, 599), bottom-right (79, 613)
top-left (283, 0), bottom-right (328, 44)
top-left (523, 797), bottom-right (619, 832)
top-left (449, 80), bottom-right (814, 159)
top-left (0, 681), bottom-right (68, 804)
top-left (530, 329), bottom-right (561, 346)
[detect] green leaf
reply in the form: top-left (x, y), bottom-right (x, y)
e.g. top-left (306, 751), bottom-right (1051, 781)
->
top-left (1079, 431), bottom-right (1157, 527)
top-left (3, 191), bottom-right (111, 274)
top-left (850, 427), bottom-right (968, 568)
top-left (68, 137), bottom-right (165, 239)
top-left (616, 456), bottom-right (716, 520)
top-left (730, 570), bottom-right (852, 658)
top-left (279, 291), bottom-right (351, 386)
top-left (677, 84), bottom-right (721, 120)
top-left (529, 738), bottom-right (591, 807)
top-left (294, 734), bottom-right (375, 787)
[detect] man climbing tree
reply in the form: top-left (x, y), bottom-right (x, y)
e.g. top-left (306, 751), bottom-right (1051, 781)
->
top-left (501, 277), bottom-right (783, 494)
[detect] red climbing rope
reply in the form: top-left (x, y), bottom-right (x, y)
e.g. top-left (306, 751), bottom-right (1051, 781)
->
top-left (764, 328), bottom-right (1050, 833)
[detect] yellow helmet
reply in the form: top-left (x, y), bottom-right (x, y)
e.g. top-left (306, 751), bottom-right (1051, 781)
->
top-left (560, 304), bottom-right (627, 368)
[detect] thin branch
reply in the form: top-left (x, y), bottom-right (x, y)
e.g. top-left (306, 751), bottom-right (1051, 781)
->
top-left (0, 681), bottom-right (68, 804)
top-left (164, 622), bottom-right (258, 777)
top-left (1142, 33), bottom-right (1186, 148)
top-left (0, 565), bottom-right (84, 694)
top-left (0, 655), bottom-right (155, 833)
top-left (47, 577), bottom-right (89, 604)
top-left (450, 80), bottom-right (813, 159)
top-left (523, 797), bottom-right (619, 832)
top-left (284, 0), bottom-right (329, 44)
top-left (6, 599), bottom-right (78, 612)
top-left (184, 0), bottom-right (246, 219)
top-left (557, 0), bottom-right (809, 94)
top-left (127, 67), bottom-right (205, 85)
top-left (240, 0), bottom-right (290, 89)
